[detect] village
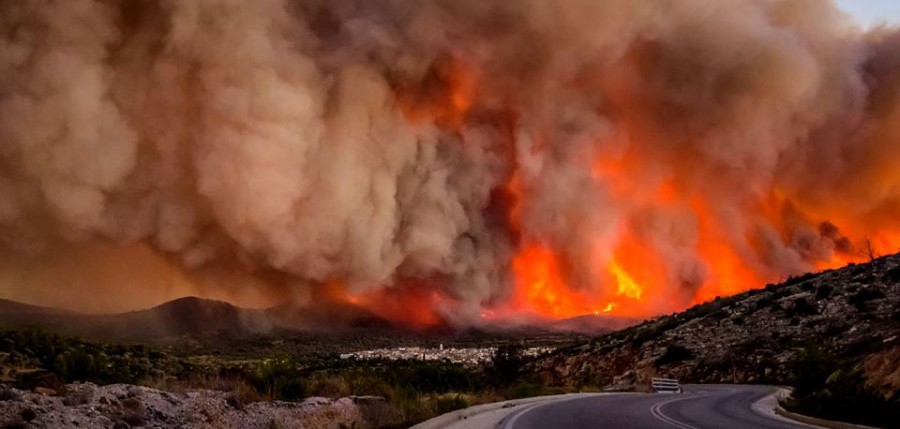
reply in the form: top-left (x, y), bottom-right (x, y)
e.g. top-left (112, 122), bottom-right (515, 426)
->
top-left (339, 345), bottom-right (555, 366)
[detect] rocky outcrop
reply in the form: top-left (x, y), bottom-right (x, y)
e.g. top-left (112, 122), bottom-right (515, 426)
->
top-left (0, 383), bottom-right (390, 429)
top-left (534, 254), bottom-right (900, 397)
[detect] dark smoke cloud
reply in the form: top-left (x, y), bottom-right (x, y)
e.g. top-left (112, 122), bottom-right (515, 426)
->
top-left (0, 0), bottom-right (898, 322)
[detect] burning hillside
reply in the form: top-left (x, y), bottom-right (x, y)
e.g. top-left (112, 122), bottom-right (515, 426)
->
top-left (1, 0), bottom-right (899, 328)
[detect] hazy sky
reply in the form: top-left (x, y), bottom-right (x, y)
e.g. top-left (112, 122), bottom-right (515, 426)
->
top-left (837, 0), bottom-right (900, 27)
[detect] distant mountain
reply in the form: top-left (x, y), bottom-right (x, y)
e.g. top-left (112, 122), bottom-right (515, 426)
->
top-left (0, 295), bottom-right (438, 341)
top-left (547, 313), bottom-right (641, 334)
top-left (0, 299), bottom-right (74, 318)
top-left (533, 253), bottom-right (900, 399)
top-left (0, 292), bottom-right (644, 343)
top-left (0, 296), bottom-right (272, 341)
top-left (479, 313), bottom-right (640, 337)
top-left (0, 294), bottom-right (640, 342)
top-left (0, 299), bottom-right (77, 331)
top-left (94, 297), bottom-right (274, 339)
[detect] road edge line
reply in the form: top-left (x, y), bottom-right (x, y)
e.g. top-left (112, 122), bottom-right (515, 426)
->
top-left (409, 393), bottom-right (593, 429)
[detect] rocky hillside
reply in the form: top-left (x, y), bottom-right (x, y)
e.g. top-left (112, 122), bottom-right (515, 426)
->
top-left (0, 382), bottom-right (390, 429)
top-left (534, 254), bottom-right (900, 398)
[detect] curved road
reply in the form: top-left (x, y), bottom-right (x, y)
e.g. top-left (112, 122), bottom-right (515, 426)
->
top-left (504, 385), bottom-right (817, 429)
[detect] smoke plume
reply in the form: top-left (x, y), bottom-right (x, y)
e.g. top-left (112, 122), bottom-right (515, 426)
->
top-left (1, 0), bottom-right (899, 325)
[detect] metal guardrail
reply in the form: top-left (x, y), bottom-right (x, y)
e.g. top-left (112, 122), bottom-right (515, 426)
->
top-left (651, 377), bottom-right (682, 394)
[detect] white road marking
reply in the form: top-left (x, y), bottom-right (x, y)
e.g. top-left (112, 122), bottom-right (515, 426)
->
top-left (649, 394), bottom-right (707, 429)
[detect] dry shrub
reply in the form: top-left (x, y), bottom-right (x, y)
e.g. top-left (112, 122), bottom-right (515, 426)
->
top-left (308, 374), bottom-right (351, 398)
top-left (225, 380), bottom-right (263, 409)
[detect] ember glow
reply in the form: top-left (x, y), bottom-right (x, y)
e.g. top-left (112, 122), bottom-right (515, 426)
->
top-left (1, 0), bottom-right (900, 326)
top-left (325, 279), bottom-right (448, 329)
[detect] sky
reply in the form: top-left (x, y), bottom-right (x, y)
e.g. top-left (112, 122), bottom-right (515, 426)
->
top-left (837, 0), bottom-right (900, 28)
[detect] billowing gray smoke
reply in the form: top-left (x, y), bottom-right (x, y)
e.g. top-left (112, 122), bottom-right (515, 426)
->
top-left (1, 0), bottom-right (899, 323)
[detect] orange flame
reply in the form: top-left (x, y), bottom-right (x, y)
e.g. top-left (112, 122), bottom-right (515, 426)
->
top-left (509, 242), bottom-right (653, 319)
top-left (608, 259), bottom-right (643, 300)
top-left (503, 141), bottom-right (900, 322)
top-left (512, 243), bottom-right (587, 317)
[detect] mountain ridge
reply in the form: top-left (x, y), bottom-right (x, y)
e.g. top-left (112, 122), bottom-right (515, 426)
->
top-left (0, 295), bottom-right (627, 341)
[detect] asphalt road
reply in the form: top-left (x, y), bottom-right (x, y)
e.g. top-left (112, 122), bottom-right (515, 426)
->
top-left (504, 385), bottom-right (818, 429)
